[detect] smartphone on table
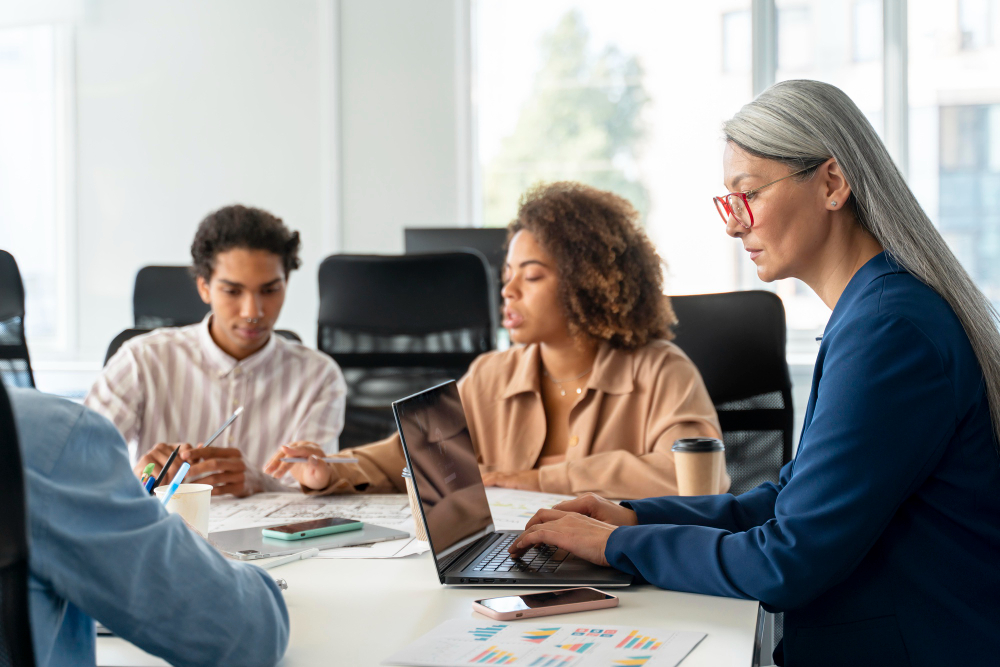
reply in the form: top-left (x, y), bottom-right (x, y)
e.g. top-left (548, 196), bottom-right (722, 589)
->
top-left (472, 587), bottom-right (619, 621)
top-left (261, 517), bottom-right (363, 541)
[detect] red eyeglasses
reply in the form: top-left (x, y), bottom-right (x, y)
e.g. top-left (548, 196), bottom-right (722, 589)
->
top-left (713, 167), bottom-right (813, 228)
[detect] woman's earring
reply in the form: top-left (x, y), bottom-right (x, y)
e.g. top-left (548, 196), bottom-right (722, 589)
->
top-left (830, 200), bottom-right (838, 207)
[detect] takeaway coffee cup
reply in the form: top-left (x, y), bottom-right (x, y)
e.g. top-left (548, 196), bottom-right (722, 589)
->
top-left (401, 467), bottom-right (429, 541)
top-left (154, 483), bottom-right (212, 536)
top-left (671, 438), bottom-right (725, 496)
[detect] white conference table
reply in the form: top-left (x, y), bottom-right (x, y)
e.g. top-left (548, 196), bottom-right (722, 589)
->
top-left (97, 552), bottom-right (761, 667)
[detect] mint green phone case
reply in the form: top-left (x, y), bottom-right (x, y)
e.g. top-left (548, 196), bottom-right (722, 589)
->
top-left (261, 520), bottom-right (363, 541)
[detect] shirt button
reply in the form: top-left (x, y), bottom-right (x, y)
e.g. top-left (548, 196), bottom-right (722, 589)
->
top-left (232, 399), bottom-right (239, 408)
top-left (569, 435), bottom-right (579, 447)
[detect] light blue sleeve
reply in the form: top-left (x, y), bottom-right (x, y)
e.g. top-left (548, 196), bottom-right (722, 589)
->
top-left (26, 400), bottom-right (289, 667)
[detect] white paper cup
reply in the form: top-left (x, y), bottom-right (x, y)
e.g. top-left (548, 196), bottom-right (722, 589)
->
top-left (154, 483), bottom-right (212, 536)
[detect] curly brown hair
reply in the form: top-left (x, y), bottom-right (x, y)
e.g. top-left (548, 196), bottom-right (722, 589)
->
top-left (508, 182), bottom-right (675, 350)
top-left (190, 205), bottom-right (301, 282)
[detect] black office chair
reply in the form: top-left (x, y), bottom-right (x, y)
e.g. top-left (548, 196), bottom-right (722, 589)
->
top-left (0, 382), bottom-right (36, 667)
top-left (670, 291), bottom-right (794, 495)
top-left (133, 266), bottom-right (210, 328)
top-left (104, 328), bottom-right (303, 366)
top-left (318, 252), bottom-right (496, 448)
top-left (0, 251), bottom-right (35, 390)
top-left (671, 291), bottom-right (793, 665)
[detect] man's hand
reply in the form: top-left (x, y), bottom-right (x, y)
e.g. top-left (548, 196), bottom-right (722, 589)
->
top-left (508, 510), bottom-right (616, 567)
top-left (133, 443), bottom-right (192, 482)
top-left (531, 493), bottom-right (638, 528)
top-left (181, 447), bottom-right (249, 497)
top-left (481, 469), bottom-right (541, 491)
top-left (263, 442), bottom-right (339, 491)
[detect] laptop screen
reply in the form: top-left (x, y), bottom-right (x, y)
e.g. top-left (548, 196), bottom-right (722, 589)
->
top-left (393, 381), bottom-right (494, 572)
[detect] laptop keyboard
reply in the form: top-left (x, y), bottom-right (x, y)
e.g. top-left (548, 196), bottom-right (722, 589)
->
top-left (471, 534), bottom-right (569, 573)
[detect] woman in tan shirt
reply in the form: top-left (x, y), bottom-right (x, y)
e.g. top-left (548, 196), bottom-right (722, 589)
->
top-left (265, 182), bottom-right (728, 499)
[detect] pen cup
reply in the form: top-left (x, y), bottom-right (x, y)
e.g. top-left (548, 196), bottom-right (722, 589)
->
top-left (154, 483), bottom-right (212, 536)
top-left (671, 438), bottom-right (726, 496)
top-left (401, 467), bottom-right (429, 542)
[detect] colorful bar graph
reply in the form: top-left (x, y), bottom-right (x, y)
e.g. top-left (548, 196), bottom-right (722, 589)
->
top-left (527, 654), bottom-right (575, 666)
top-left (521, 628), bottom-right (559, 643)
top-left (469, 625), bottom-right (507, 642)
top-left (468, 645), bottom-right (517, 664)
top-left (554, 642), bottom-right (593, 654)
top-left (614, 631), bottom-right (661, 650)
top-left (571, 628), bottom-right (616, 638)
top-left (612, 657), bottom-right (651, 666)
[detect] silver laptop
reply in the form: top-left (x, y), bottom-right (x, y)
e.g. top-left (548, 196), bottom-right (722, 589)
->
top-left (392, 380), bottom-right (633, 588)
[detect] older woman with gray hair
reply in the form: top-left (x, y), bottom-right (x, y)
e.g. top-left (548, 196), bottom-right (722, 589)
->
top-left (511, 80), bottom-right (1000, 666)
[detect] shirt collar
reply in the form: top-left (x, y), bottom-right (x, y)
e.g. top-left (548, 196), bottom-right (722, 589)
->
top-left (825, 251), bottom-right (902, 335)
top-left (197, 314), bottom-right (278, 378)
top-left (501, 341), bottom-right (635, 399)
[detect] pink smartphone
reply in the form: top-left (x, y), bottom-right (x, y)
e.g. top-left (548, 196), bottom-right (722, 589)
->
top-left (472, 587), bottom-right (619, 621)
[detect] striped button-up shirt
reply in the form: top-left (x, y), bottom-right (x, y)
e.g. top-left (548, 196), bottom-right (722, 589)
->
top-left (85, 316), bottom-right (346, 492)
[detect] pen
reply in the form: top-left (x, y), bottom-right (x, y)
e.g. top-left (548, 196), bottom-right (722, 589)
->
top-left (149, 447), bottom-right (182, 494)
top-left (258, 548), bottom-right (320, 570)
top-left (149, 407), bottom-right (244, 494)
top-left (279, 457), bottom-right (359, 464)
top-left (159, 462), bottom-right (191, 505)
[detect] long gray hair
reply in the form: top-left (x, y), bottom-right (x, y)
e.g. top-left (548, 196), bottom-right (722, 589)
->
top-left (724, 79), bottom-right (1000, 455)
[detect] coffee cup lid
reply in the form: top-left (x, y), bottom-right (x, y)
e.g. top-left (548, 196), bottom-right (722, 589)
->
top-left (671, 437), bottom-right (724, 453)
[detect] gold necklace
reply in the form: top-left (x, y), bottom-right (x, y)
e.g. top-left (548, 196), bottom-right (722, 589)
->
top-left (542, 367), bottom-right (592, 397)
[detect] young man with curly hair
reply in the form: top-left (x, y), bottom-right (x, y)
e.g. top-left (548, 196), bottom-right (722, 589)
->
top-left (267, 183), bottom-right (727, 500)
top-left (86, 205), bottom-right (346, 496)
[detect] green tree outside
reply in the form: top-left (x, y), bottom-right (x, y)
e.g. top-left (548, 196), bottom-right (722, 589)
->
top-left (482, 9), bottom-right (651, 227)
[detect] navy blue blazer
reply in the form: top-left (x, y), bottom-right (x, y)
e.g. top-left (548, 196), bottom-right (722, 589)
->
top-left (605, 253), bottom-right (1000, 666)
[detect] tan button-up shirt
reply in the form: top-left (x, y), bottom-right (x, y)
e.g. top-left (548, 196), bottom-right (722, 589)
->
top-left (319, 339), bottom-right (726, 500)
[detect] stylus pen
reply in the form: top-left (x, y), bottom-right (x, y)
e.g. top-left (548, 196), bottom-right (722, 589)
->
top-left (258, 548), bottom-right (320, 571)
top-left (149, 406), bottom-right (244, 494)
top-left (279, 457), bottom-right (359, 463)
top-left (158, 462), bottom-right (191, 505)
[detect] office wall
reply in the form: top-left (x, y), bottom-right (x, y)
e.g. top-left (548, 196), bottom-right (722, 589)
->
top-left (339, 0), bottom-right (471, 253)
top-left (73, 0), bottom-right (335, 362)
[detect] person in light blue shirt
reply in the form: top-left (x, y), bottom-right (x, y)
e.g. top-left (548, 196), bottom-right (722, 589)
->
top-left (9, 387), bottom-right (289, 667)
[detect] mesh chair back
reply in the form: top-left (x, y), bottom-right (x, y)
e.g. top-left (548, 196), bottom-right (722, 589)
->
top-left (0, 383), bottom-right (35, 667)
top-left (670, 291), bottom-right (794, 495)
top-left (104, 328), bottom-right (303, 366)
top-left (0, 252), bottom-right (34, 389)
top-left (318, 252), bottom-right (495, 447)
top-left (133, 266), bottom-right (210, 328)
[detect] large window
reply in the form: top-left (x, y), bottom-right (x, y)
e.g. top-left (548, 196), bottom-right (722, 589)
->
top-left (477, 0), bottom-right (752, 302)
top-left (0, 24), bottom-right (73, 355)
top-left (910, 0), bottom-right (1000, 308)
top-left (476, 0), bottom-right (887, 353)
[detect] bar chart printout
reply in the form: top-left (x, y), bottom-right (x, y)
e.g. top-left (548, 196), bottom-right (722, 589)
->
top-left (380, 619), bottom-right (705, 667)
top-left (469, 646), bottom-right (517, 664)
top-left (528, 655), bottom-right (576, 667)
top-left (615, 631), bottom-right (662, 651)
top-left (469, 625), bottom-right (506, 642)
top-left (554, 642), bottom-right (594, 654)
top-left (521, 628), bottom-right (559, 644)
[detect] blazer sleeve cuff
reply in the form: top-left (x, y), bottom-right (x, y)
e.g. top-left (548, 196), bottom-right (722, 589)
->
top-left (538, 463), bottom-right (571, 495)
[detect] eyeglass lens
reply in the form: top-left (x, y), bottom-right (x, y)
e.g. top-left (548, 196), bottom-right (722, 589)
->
top-left (726, 194), bottom-right (751, 227)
